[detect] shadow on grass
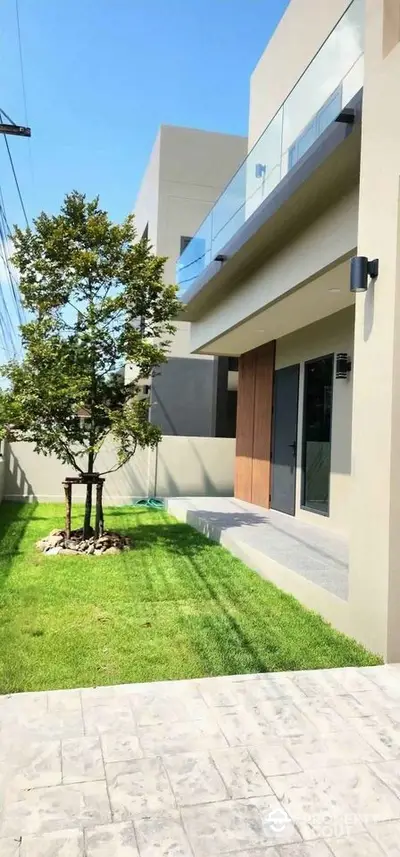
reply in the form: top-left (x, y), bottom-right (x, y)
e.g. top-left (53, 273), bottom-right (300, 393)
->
top-left (115, 512), bottom-right (376, 674)
top-left (115, 515), bottom-right (291, 672)
top-left (0, 502), bottom-right (39, 588)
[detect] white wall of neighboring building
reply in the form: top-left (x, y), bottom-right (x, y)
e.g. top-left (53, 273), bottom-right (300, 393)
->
top-left (132, 124), bottom-right (246, 437)
top-left (134, 124), bottom-right (247, 286)
top-left (155, 125), bottom-right (247, 284)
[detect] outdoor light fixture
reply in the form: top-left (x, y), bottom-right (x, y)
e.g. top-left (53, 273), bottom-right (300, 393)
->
top-left (255, 163), bottom-right (267, 178)
top-left (350, 256), bottom-right (379, 293)
top-left (336, 353), bottom-right (352, 379)
top-left (335, 108), bottom-right (355, 125)
top-left (215, 254), bottom-right (228, 264)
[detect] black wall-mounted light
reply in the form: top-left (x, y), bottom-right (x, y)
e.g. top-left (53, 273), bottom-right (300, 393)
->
top-left (215, 254), bottom-right (227, 264)
top-left (350, 256), bottom-right (379, 293)
top-left (335, 108), bottom-right (355, 125)
top-left (336, 353), bottom-right (352, 379)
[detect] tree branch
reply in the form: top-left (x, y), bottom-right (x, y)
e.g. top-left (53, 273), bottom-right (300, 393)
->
top-left (98, 444), bottom-right (137, 476)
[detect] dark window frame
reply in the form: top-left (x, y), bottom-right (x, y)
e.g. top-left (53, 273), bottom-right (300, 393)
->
top-left (301, 353), bottom-right (334, 517)
top-left (180, 235), bottom-right (193, 255)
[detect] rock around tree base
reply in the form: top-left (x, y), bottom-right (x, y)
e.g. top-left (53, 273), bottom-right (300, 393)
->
top-left (36, 528), bottom-right (131, 556)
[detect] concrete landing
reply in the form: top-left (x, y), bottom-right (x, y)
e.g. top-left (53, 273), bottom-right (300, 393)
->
top-left (166, 497), bottom-right (349, 601)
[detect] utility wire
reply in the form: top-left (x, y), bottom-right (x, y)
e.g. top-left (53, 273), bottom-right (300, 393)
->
top-left (2, 132), bottom-right (29, 229)
top-left (15, 0), bottom-right (28, 127)
top-left (15, 0), bottom-right (36, 205)
top-left (0, 217), bottom-right (24, 326)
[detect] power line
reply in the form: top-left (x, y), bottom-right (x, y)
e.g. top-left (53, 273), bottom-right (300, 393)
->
top-left (15, 0), bottom-right (36, 205)
top-left (15, 0), bottom-right (28, 127)
top-left (1, 127), bottom-right (29, 229)
top-left (0, 215), bottom-right (24, 327)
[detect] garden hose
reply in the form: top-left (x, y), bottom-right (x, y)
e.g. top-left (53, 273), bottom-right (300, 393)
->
top-left (135, 497), bottom-right (165, 510)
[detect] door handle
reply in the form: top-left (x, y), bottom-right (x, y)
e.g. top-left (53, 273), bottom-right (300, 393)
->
top-left (289, 441), bottom-right (297, 454)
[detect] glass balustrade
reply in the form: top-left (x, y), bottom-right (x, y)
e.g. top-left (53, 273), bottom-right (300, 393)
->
top-left (177, 0), bottom-right (364, 296)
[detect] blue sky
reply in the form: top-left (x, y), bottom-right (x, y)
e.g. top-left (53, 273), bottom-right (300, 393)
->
top-left (1, 0), bottom-right (289, 230)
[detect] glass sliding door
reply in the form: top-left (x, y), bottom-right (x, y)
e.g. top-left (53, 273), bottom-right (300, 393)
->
top-left (301, 354), bottom-right (333, 515)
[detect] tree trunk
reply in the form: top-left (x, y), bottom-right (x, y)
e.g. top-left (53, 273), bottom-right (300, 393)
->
top-left (83, 451), bottom-right (94, 539)
top-left (95, 480), bottom-right (104, 539)
top-left (64, 482), bottom-right (72, 539)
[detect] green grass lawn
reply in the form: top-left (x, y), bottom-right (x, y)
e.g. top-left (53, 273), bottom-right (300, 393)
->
top-left (0, 502), bottom-right (380, 692)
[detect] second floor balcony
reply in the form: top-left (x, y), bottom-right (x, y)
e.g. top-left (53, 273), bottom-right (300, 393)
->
top-left (177, 0), bottom-right (364, 300)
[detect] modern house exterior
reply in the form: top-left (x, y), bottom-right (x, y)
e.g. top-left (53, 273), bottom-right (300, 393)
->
top-left (178, 0), bottom-right (400, 660)
top-left (130, 124), bottom-right (247, 437)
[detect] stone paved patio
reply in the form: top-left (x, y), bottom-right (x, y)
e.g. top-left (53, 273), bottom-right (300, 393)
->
top-left (1, 666), bottom-right (400, 855)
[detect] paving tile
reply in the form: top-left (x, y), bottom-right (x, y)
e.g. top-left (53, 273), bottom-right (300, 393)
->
top-left (216, 706), bottom-right (275, 746)
top-left (0, 711), bottom-right (84, 743)
top-left (106, 756), bottom-right (175, 820)
top-left (0, 781), bottom-right (111, 837)
top-left (328, 669), bottom-right (379, 695)
top-left (330, 693), bottom-right (385, 720)
top-left (130, 685), bottom-right (208, 725)
top-left (360, 666), bottom-right (400, 698)
top-left (181, 796), bottom-right (301, 855)
top-left (351, 690), bottom-right (400, 715)
top-left (212, 747), bottom-right (272, 798)
top-left (259, 673), bottom-right (308, 702)
top-left (352, 715), bottom-right (400, 759)
top-left (277, 845), bottom-right (334, 856)
top-left (369, 759), bottom-right (400, 799)
top-left (85, 822), bottom-right (138, 856)
top-left (367, 819), bottom-right (400, 854)
top-left (257, 699), bottom-right (316, 738)
top-left (62, 737), bottom-right (104, 784)
top-left (327, 832), bottom-right (387, 856)
top-left (81, 687), bottom-right (122, 702)
top-left (100, 732), bottom-right (143, 764)
top-left (163, 751), bottom-right (227, 805)
top-left (199, 675), bottom-right (305, 711)
top-left (20, 828), bottom-right (84, 856)
top-left (380, 706), bottom-right (400, 728)
top-left (82, 701), bottom-right (136, 736)
top-left (334, 762), bottom-right (400, 822)
top-left (47, 690), bottom-right (82, 713)
top-left (137, 717), bottom-right (227, 755)
top-left (134, 811), bottom-right (193, 857)
top-left (0, 692), bottom-right (48, 724)
top-left (248, 743), bottom-right (301, 777)
top-left (223, 851), bottom-right (279, 857)
top-left (3, 741), bottom-right (62, 791)
top-left (290, 671), bottom-right (343, 698)
top-left (197, 677), bottom-right (258, 709)
top-left (284, 730), bottom-right (381, 769)
top-left (270, 768), bottom-right (365, 840)
top-left (294, 698), bottom-right (347, 732)
top-left (0, 838), bottom-right (22, 857)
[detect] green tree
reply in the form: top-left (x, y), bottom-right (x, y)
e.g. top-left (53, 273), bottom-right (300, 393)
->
top-left (0, 191), bottom-right (180, 537)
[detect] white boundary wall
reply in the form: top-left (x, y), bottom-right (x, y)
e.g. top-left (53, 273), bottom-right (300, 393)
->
top-left (3, 437), bottom-right (235, 504)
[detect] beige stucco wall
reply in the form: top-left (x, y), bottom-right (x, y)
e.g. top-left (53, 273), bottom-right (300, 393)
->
top-left (190, 186), bottom-right (358, 354)
top-left (275, 307), bottom-right (354, 535)
top-left (347, 0), bottom-right (400, 661)
top-left (0, 455), bottom-right (4, 504)
top-left (3, 437), bottom-right (235, 503)
top-left (248, 0), bottom-right (355, 148)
